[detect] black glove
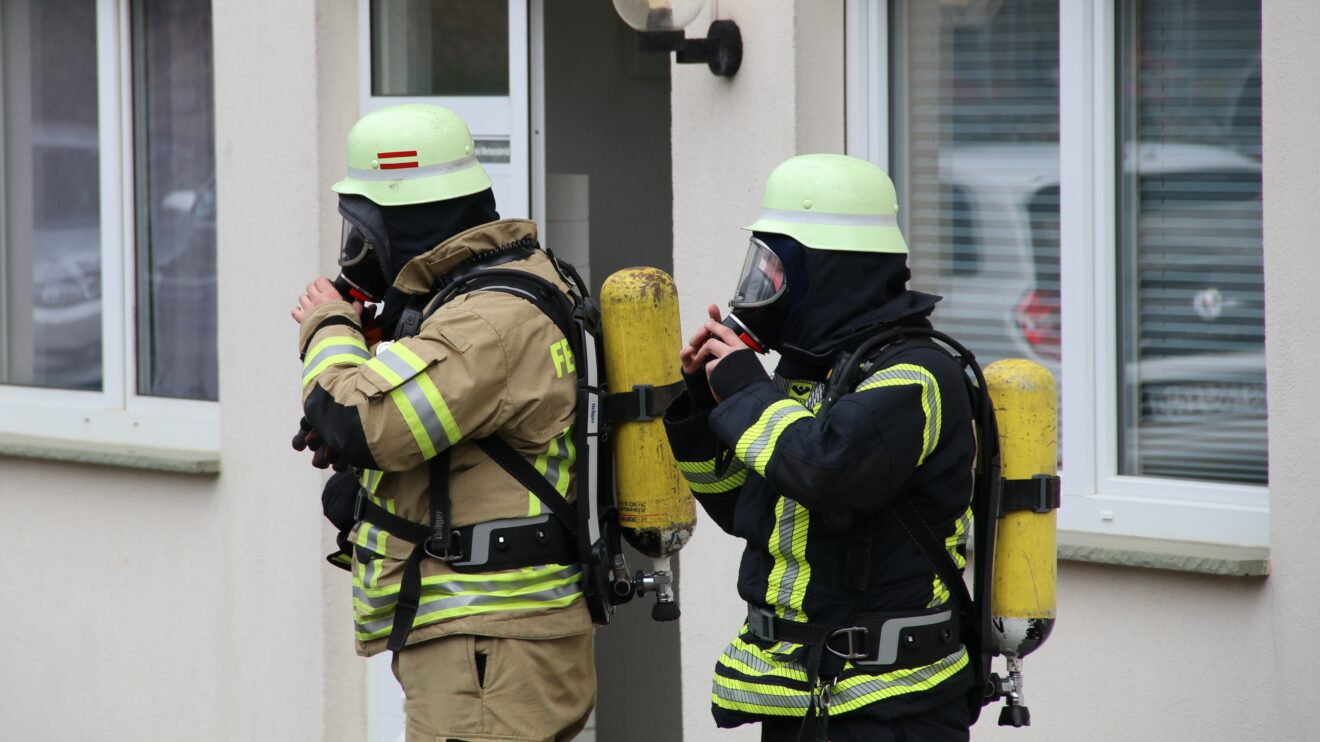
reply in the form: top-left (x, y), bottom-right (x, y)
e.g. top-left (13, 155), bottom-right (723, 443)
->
top-left (322, 469), bottom-right (361, 572)
top-left (292, 417), bottom-right (347, 471)
top-left (322, 469), bottom-right (360, 533)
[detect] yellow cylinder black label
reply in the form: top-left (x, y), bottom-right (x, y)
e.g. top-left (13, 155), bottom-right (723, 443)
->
top-left (600, 268), bottom-right (696, 559)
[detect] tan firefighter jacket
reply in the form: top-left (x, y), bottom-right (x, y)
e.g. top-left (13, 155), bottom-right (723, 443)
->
top-left (298, 219), bottom-right (591, 656)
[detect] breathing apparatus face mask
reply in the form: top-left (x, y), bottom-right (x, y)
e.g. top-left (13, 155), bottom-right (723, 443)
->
top-left (722, 237), bottom-right (790, 353)
top-left (336, 200), bottom-right (392, 303)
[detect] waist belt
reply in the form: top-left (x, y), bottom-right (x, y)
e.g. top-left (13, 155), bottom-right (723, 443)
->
top-left (356, 496), bottom-right (577, 573)
top-left (745, 602), bottom-right (960, 672)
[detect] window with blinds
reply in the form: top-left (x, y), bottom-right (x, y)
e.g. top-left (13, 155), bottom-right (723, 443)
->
top-left (889, 0), bottom-right (1062, 414)
top-left (1117, 0), bottom-right (1264, 484)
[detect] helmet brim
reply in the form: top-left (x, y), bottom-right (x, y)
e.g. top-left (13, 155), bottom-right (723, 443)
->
top-left (332, 163), bottom-right (493, 207)
top-left (743, 217), bottom-right (908, 254)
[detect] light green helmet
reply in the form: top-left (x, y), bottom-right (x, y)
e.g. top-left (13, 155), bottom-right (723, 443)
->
top-left (332, 104), bottom-right (492, 206)
top-left (743, 153), bottom-right (908, 253)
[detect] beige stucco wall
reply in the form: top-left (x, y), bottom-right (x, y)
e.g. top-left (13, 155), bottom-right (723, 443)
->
top-left (671, 2), bottom-right (1320, 741)
top-left (0, 2), bottom-right (363, 740)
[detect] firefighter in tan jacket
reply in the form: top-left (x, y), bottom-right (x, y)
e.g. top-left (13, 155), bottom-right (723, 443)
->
top-left (292, 104), bottom-right (594, 742)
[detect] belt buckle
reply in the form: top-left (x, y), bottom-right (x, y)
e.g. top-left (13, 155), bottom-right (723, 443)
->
top-left (424, 530), bottom-right (465, 562)
top-left (746, 605), bottom-right (778, 643)
top-left (825, 626), bottom-right (872, 662)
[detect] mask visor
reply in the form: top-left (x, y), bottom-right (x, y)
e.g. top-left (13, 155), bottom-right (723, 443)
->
top-left (730, 237), bottom-right (787, 309)
top-left (339, 220), bottom-right (373, 268)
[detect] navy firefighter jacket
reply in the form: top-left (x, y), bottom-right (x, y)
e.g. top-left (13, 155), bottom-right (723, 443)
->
top-left (663, 324), bottom-right (978, 726)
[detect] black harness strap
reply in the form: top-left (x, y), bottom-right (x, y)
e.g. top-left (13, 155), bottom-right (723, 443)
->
top-left (603, 381), bottom-right (685, 424)
top-left (476, 436), bottom-right (579, 534)
top-left (386, 450), bottom-right (453, 651)
top-left (1000, 474), bottom-right (1061, 515)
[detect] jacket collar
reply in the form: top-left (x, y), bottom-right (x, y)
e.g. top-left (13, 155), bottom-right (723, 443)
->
top-left (392, 218), bottom-right (538, 295)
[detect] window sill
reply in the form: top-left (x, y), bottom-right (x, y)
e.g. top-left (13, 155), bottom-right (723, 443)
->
top-left (1058, 529), bottom-right (1268, 577)
top-left (0, 431), bottom-right (220, 474)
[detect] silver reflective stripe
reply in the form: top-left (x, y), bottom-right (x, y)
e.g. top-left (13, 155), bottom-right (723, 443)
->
top-left (304, 343), bottom-right (369, 373)
top-left (831, 648), bottom-right (967, 706)
top-left (346, 155), bottom-right (481, 182)
top-left (353, 564), bottom-right (583, 612)
top-left (411, 571), bottom-right (583, 623)
top-left (398, 377), bottom-right (452, 453)
top-left (773, 499), bottom-right (803, 622)
top-left (759, 207), bottom-right (898, 228)
top-left (711, 646), bottom-right (968, 711)
top-left (374, 349), bottom-right (420, 383)
top-left (712, 683), bottom-right (813, 710)
top-left (542, 434), bottom-right (571, 498)
top-left (722, 642), bottom-right (782, 676)
top-left (742, 405), bottom-right (806, 465)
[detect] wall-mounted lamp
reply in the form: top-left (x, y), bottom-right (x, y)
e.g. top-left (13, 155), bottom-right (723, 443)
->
top-left (612, 0), bottom-right (743, 77)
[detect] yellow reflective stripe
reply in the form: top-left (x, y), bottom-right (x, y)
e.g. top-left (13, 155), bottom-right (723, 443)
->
top-left (302, 337), bottom-right (369, 388)
top-left (711, 675), bottom-right (811, 716)
top-left (355, 592), bottom-right (584, 642)
top-left (530, 442), bottom-right (551, 517)
top-left (372, 347), bottom-right (459, 461)
top-left (687, 470), bottom-right (749, 494)
top-left (354, 521), bottom-right (390, 557)
top-left (306, 334), bottom-right (368, 359)
top-left (560, 429), bottom-right (576, 498)
top-left (302, 336), bottom-right (370, 385)
top-left (930, 506), bottom-right (971, 608)
top-left (411, 372), bottom-right (461, 446)
top-left (711, 644), bottom-right (970, 716)
top-left (736, 399), bottom-right (813, 476)
top-left (827, 650), bottom-right (969, 713)
top-left (358, 468), bottom-right (383, 495)
top-left (367, 342), bottom-right (428, 385)
top-left (678, 457), bottom-right (749, 494)
top-left (724, 636), bottom-right (808, 681)
top-left (527, 427), bottom-right (575, 516)
top-left (764, 497), bottom-right (811, 623)
top-left (352, 565), bottom-right (584, 641)
top-left (856, 363), bottom-right (942, 465)
top-left (364, 357), bottom-right (403, 386)
top-left (677, 459), bottom-right (718, 474)
top-left (389, 386), bottom-right (437, 459)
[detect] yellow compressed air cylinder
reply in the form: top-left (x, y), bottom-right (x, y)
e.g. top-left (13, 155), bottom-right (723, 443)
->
top-left (986, 359), bottom-right (1057, 660)
top-left (600, 268), bottom-right (696, 560)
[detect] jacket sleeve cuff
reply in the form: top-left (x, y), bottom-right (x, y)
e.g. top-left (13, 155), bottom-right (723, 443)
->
top-left (298, 301), bottom-right (362, 356)
top-left (682, 368), bottom-right (718, 411)
top-left (709, 349), bottom-right (771, 401)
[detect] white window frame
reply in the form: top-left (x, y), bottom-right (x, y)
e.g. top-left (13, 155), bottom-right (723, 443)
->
top-left (0, 0), bottom-right (220, 470)
top-left (356, 0), bottom-right (531, 220)
top-left (845, 0), bottom-right (1269, 551)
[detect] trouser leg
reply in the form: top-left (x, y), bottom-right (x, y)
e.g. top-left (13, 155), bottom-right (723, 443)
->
top-left (392, 631), bottom-right (596, 742)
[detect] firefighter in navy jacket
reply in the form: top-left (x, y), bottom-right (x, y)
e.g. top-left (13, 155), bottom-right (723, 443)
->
top-left (664, 155), bottom-right (976, 742)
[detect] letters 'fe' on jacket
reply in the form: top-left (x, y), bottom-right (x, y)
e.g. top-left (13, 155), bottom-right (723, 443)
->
top-left (663, 338), bottom-right (977, 726)
top-left (297, 219), bottom-right (590, 656)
